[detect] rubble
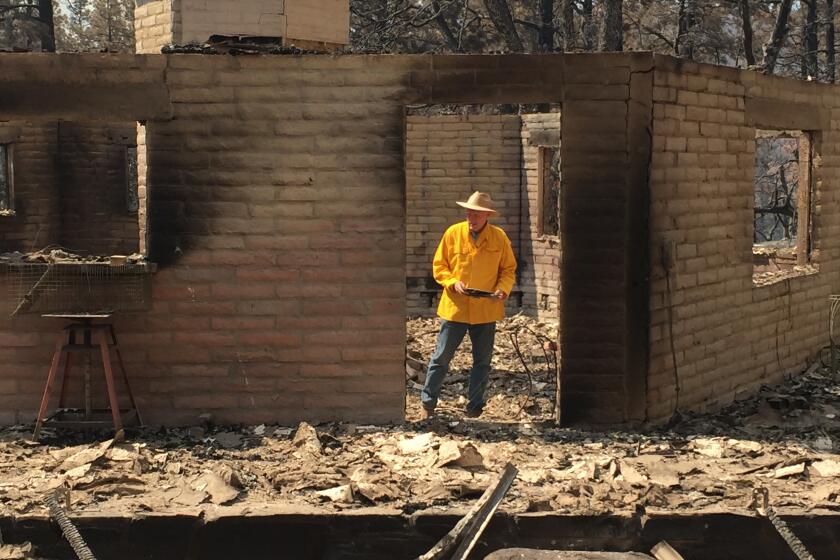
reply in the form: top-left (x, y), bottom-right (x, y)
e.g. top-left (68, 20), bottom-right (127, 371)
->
top-left (436, 441), bottom-right (485, 469)
top-left (0, 316), bottom-right (839, 520)
top-left (0, 543), bottom-right (34, 560)
top-left (0, 248), bottom-right (147, 266)
top-left (405, 315), bottom-right (560, 422)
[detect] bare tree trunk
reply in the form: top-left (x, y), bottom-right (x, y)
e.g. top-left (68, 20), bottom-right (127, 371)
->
top-left (37, 0), bottom-right (55, 51)
top-left (431, 0), bottom-right (460, 51)
top-left (3, 3), bottom-right (14, 48)
top-left (601, 0), bottom-right (623, 50)
top-left (539, 0), bottom-right (554, 51)
top-left (804, 0), bottom-right (819, 78)
top-left (581, 0), bottom-right (595, 50)
top-left (562, 0), bottom-right (576, 50)
top-left (763, 0), bottom-right (794, 74)
top-left (107, 0), bottom-right (113, 46)
top-left (828, 0), bottom-right (836, 81)
top-left (482, 0), bottom-right (524, 51)
top-left (740, 0), bottom-right (756, 66)
top-left (676, 0), bottom-right (696, 58)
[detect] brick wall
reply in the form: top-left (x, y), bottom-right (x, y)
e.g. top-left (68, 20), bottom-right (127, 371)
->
top-left (0, 121), bottom-right (60, 253)
top-left (135, 0), bottom-right (179, 54)
top-left (0, 52), bottom-right (710, 427)
top-left (404, 114), bottom-right (522, 315)
top-left (138, 123), bottom-right (149, 255)
top-left (647, 55), bottom-right (840, 422)
top-left (284, 0), bottom-right (349, 45)
top-left (520, 113), bottom-right (561, 321)
top-left (179, 0), bottom-right (286, 44)
top-left (559, 54), bottom-right (652, 423)
top-left (134, 0), bottom-right (348, 54)
top-left (57, 122), bottom-right (140, 256)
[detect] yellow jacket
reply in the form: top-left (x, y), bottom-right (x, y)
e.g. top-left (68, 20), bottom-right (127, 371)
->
top-left (433, 221), bottom-right (517, 325)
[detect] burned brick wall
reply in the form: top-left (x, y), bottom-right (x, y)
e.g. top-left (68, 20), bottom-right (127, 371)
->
top-left (647, 56), bottom-right (840, 422)
top-left (0, 122), bottom-right (60, 254)
top-left (57, 122), bottom-right (140, 256)
top-left (556, 54), bottom-right (652, 424)
top-left (132, 54), bottom-right (413, 424)
top-left (520, 113), bottom-right (562, 322)
top-left (0, 52), bottom-right (657, 426)
top-left (0, 121), bottom-right (141, 257)
top-left (404, 114), bottom-right (522, 316)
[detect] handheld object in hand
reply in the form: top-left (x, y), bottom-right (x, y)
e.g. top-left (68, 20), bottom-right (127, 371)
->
top-left (464, 288), bottom-right (495, 298)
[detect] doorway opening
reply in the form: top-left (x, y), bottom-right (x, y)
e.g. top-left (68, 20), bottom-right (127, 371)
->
top-left (402, 104), bottom-right (562, 423)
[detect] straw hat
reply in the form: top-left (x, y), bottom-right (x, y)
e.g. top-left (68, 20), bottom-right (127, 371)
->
top-left (456, 191), bottom-right (498, 214)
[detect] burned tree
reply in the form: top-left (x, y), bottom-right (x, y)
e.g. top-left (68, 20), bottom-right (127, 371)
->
top-left (561, 0), bottom-right (576, 50)
top-left (0, 0), bottom-right (55, 51)
top-left (602, 0), bottom-right (623, 51)
top-left (482, 0), bottom-right (524, 51)
top-left (581, 0), bottom-right (596, 50)
top-left (740, 0), bottom-right (756, 66)
top-left (754, 133), bottom-right (801, 244)
top-left (763, 0), bottom-right (794, 74)
top-left (676, 0), bottom-right (697, 58)
top-left (803, 0), bottom-right (819, 79)
top-left (827, 0), bottom-right (836, 82)
top-left (538, 0), bottom-right (554, 51)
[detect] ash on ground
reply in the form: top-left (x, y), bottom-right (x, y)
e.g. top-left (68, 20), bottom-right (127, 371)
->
top-left (405, 314), bottom-right (559, 423)
top-left (1, 315), bottom-right (839, 522)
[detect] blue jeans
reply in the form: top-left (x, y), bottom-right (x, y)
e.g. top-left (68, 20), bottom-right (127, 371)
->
top-left (420, 320), bottom-right (496, 413)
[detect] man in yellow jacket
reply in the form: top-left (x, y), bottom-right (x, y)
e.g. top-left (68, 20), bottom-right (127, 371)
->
top-left (420, 191), bottom-right (517, 419)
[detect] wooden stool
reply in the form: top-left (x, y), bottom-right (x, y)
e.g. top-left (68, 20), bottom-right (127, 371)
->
top-left (33, 316), bottom-right (142, 440)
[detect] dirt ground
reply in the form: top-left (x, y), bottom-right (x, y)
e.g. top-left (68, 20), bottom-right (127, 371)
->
top-left (404, 315), bottom-right (560, 422)
top-left (1, 315), bottom-right (839, 528)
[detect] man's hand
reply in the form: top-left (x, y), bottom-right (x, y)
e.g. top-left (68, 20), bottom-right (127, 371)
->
top-left (493, 290), bottom-right (508, 300)
top-left (453, 281), bottom-right (468, 295)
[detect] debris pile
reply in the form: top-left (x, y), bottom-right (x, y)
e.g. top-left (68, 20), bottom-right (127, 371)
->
top-left (405, 315), bottom-right (559, 422)
top-left (0, 542), bottom-right (35, 560)
top-left (752, 264), bottom-right (818, 286)
top-left (0, 249), bottom-right (146, 265)
top-left (0, 318), bottom-right (838, 520)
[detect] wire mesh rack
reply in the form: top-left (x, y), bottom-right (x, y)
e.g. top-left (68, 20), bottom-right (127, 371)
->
top-left (829, 295), bottom-right (840, 376)
top-left (0, 262), bottom-right (154, 317)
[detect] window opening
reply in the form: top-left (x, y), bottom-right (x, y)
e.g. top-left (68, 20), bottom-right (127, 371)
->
top-left (126, 145), bottom-right (139, 214)
top-left (753, 129), bottom-right (815, 285)
top-left (0, 144), bottom-right (13, 215)
top-left (539, 146), bottom-right (560, 237)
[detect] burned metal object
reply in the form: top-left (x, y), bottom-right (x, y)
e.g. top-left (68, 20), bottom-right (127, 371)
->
top-left (751, 487), bottom-right (816, 560)
top-left (485, 551), bottom-right (655, 559)
top-left (828, 295), bottom-right (840, 376)
top-left (32, 320), bottom-right (143, 440)
top-left (160, 36), bottom-right (325, 56)
top-left (45, 490), bottom-right (97, 560)
top-left (1, 251), bottom-right (153, 318)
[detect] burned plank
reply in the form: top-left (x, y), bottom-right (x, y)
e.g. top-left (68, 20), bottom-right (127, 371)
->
top-left (418, 463), bottom-right (518, 560)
